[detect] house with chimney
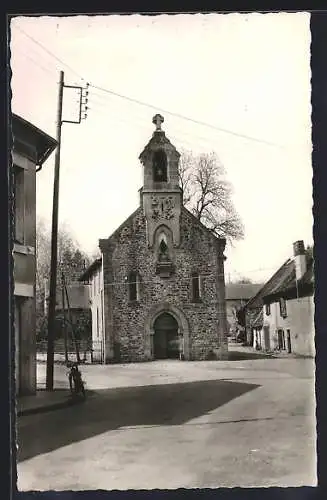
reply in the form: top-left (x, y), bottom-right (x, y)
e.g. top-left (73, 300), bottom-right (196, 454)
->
top-left (244, 240), bottom-right (314, 357)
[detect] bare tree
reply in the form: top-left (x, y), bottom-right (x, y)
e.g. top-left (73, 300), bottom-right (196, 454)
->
top-left (179, 150), bottom-right (244, 242)
top-left (35, 216), bottom-right (91, 338)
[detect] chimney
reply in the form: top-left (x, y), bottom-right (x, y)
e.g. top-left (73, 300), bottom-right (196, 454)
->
top-left (293, 240), bottom-right (306, 281)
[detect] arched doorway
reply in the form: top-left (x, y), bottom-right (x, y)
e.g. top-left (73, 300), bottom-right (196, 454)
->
top-left (145, 302), bottom-right (190, 360)
top-left (153, 312), bottom-right (179, 359)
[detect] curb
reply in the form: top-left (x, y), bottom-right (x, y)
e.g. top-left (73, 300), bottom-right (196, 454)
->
top-left (17, 390), bottom-right (97, 417)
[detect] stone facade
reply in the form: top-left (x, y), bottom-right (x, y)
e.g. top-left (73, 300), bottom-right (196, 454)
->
top-left (84, 115), bottom-right (228, 363)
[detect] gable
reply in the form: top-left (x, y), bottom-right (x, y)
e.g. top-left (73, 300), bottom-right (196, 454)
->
top-left (181, 206), bottom-right (226, 248)
top-left (106, 206), bottom-right (145, 245)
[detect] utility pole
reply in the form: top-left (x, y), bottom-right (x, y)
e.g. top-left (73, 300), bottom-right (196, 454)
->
top-left (46, 71), bottom-right (89, 390)
top-left (46, 70), bottom-right (64, 390)
top-left (61, 272), bottom-right (69, 364)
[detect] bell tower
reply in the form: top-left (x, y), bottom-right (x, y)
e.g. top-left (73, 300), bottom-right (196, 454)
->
top-left (139, 114), bottom-right (182, 250)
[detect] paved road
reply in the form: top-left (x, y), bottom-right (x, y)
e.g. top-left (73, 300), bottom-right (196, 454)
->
top-left (17, 358), bottom-right (316, 490)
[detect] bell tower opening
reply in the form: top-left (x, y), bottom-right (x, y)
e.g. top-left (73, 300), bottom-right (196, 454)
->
top-left (139, 113), bottom-right (182, 247)
top-left (152, 149), bottom-right (167, 182)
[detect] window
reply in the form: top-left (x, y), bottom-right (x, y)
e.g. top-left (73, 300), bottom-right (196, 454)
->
top-left (96, 308), bottom-right (99, 338)
top-left (277, 329), bottom-right (286, 350)
top-left (265, 303), bottom-right (271, 316)
top-left (279, 297), bottom-right (287, 318)
top-left (286, 329), bottom-right (292, 353)
top-left (191, 272), bottom-right (201, 302)
top-left (152, 149), bottom-right (167, 182)
top-left (13, 165), bottom-right (25, 244)
top-left (128, 271), bottom-right (139, 302)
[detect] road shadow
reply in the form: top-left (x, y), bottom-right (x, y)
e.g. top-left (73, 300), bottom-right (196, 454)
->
top-left (227, 350), bottom-right (272, 360)
top-left (17, 379), bottom-right (259, 462)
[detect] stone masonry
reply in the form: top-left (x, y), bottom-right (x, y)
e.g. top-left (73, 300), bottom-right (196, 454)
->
top-left (95, 114), bottom-right (228, 363)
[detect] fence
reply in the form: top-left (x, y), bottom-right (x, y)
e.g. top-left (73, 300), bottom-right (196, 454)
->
top-left (36, 339), bottom-right (104, 364)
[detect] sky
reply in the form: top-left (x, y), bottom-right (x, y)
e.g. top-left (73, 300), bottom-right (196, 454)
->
top-left (10, 13), bottom-right (313, 283)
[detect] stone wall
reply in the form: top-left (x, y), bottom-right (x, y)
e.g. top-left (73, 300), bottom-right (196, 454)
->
top-left (100, 207), bottom-right (227, 363)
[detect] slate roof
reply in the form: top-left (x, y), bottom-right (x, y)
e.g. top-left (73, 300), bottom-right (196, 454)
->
top-left (264, 258), bottom-right (314, 301)
top-left (225, 283), bottom-right (263, 301)
top-left (245, 255), bottom-right (314, 309)
top-left (139, 130), bottom-right (179, 163)
top-left (12, 114), bottom-right (57, 167)
top-left (79, 258), bottom-right (102, 282)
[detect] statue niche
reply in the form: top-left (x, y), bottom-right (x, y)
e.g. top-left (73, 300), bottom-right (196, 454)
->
top-left (152, 149), bottom-right (167, 182)
top-left (158, 239), bottom-right (169, 262)
top-left (156, 232), bottom-right (174, 278)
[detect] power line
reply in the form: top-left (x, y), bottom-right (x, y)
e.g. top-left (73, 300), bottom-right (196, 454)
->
top-left (13, 24), bottom-right (86, 82)
top-left (87, 102), bottom-right (218, 152)
top-left (83, 265), bottom-right (280, 289)
top-left (11, 36), bottom-right (61, 76)
top-left (13, 25), bottom-right (283, 149)
top-left (87, 96), bottom-right (222, 148)
top-left (98, 273), bottom-right (221, 288)
top-left (90, 84), bottom-right (282, 148)
top-left (13, 48), bottom-right (58, 80)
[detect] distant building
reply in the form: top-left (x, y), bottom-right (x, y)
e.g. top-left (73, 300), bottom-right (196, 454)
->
top-left (244, 240), bottom-right (314, 357)
top-left (79, 115), bottom-right (228, 363)
top-left (53, 282), bottom-right (91, 342)
top-left (225, 283), bottom-right (263, 338)
top-left (79, 259), bottom-right (103, 361)
top-left (12, 114), bottom-right (57, 395)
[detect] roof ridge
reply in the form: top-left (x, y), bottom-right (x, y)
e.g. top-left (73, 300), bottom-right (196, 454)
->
top-left (245, 257), bottom-right (294, 308)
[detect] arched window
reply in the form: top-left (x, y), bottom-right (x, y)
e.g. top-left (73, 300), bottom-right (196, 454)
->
top-left (152, 149), bottom-right (168, 182)
top-left (128, 271), bottom-right (139, 302)
top-left (191, 272), bottom-right (201, 302)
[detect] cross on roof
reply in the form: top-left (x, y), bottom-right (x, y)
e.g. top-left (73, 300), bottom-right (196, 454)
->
top-left (152, 114), bottom-right (164, 131)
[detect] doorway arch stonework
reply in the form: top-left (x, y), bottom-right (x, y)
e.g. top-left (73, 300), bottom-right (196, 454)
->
top-left (144, 302), bottom-right (190, 360)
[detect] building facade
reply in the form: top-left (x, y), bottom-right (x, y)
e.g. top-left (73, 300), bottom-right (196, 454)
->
top-left (54, 282), bottom-right (91, 343)
top-left (80, 115), bottom-right (228, 363)
top-left (246, 240), bottom-right (314, 357)
top-left (12, 114), bottom-right (57, 395)
top-left (225, 283), bottom-right (262, 340)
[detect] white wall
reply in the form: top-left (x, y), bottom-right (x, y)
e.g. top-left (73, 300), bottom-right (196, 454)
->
top-left (261, 294), bottom-right (315, 356)
top-left (89, 265), bottom-right (105, 350)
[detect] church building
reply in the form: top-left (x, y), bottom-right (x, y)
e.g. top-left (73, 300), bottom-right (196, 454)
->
top-left (80, 115), bottom-right (228, 363)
